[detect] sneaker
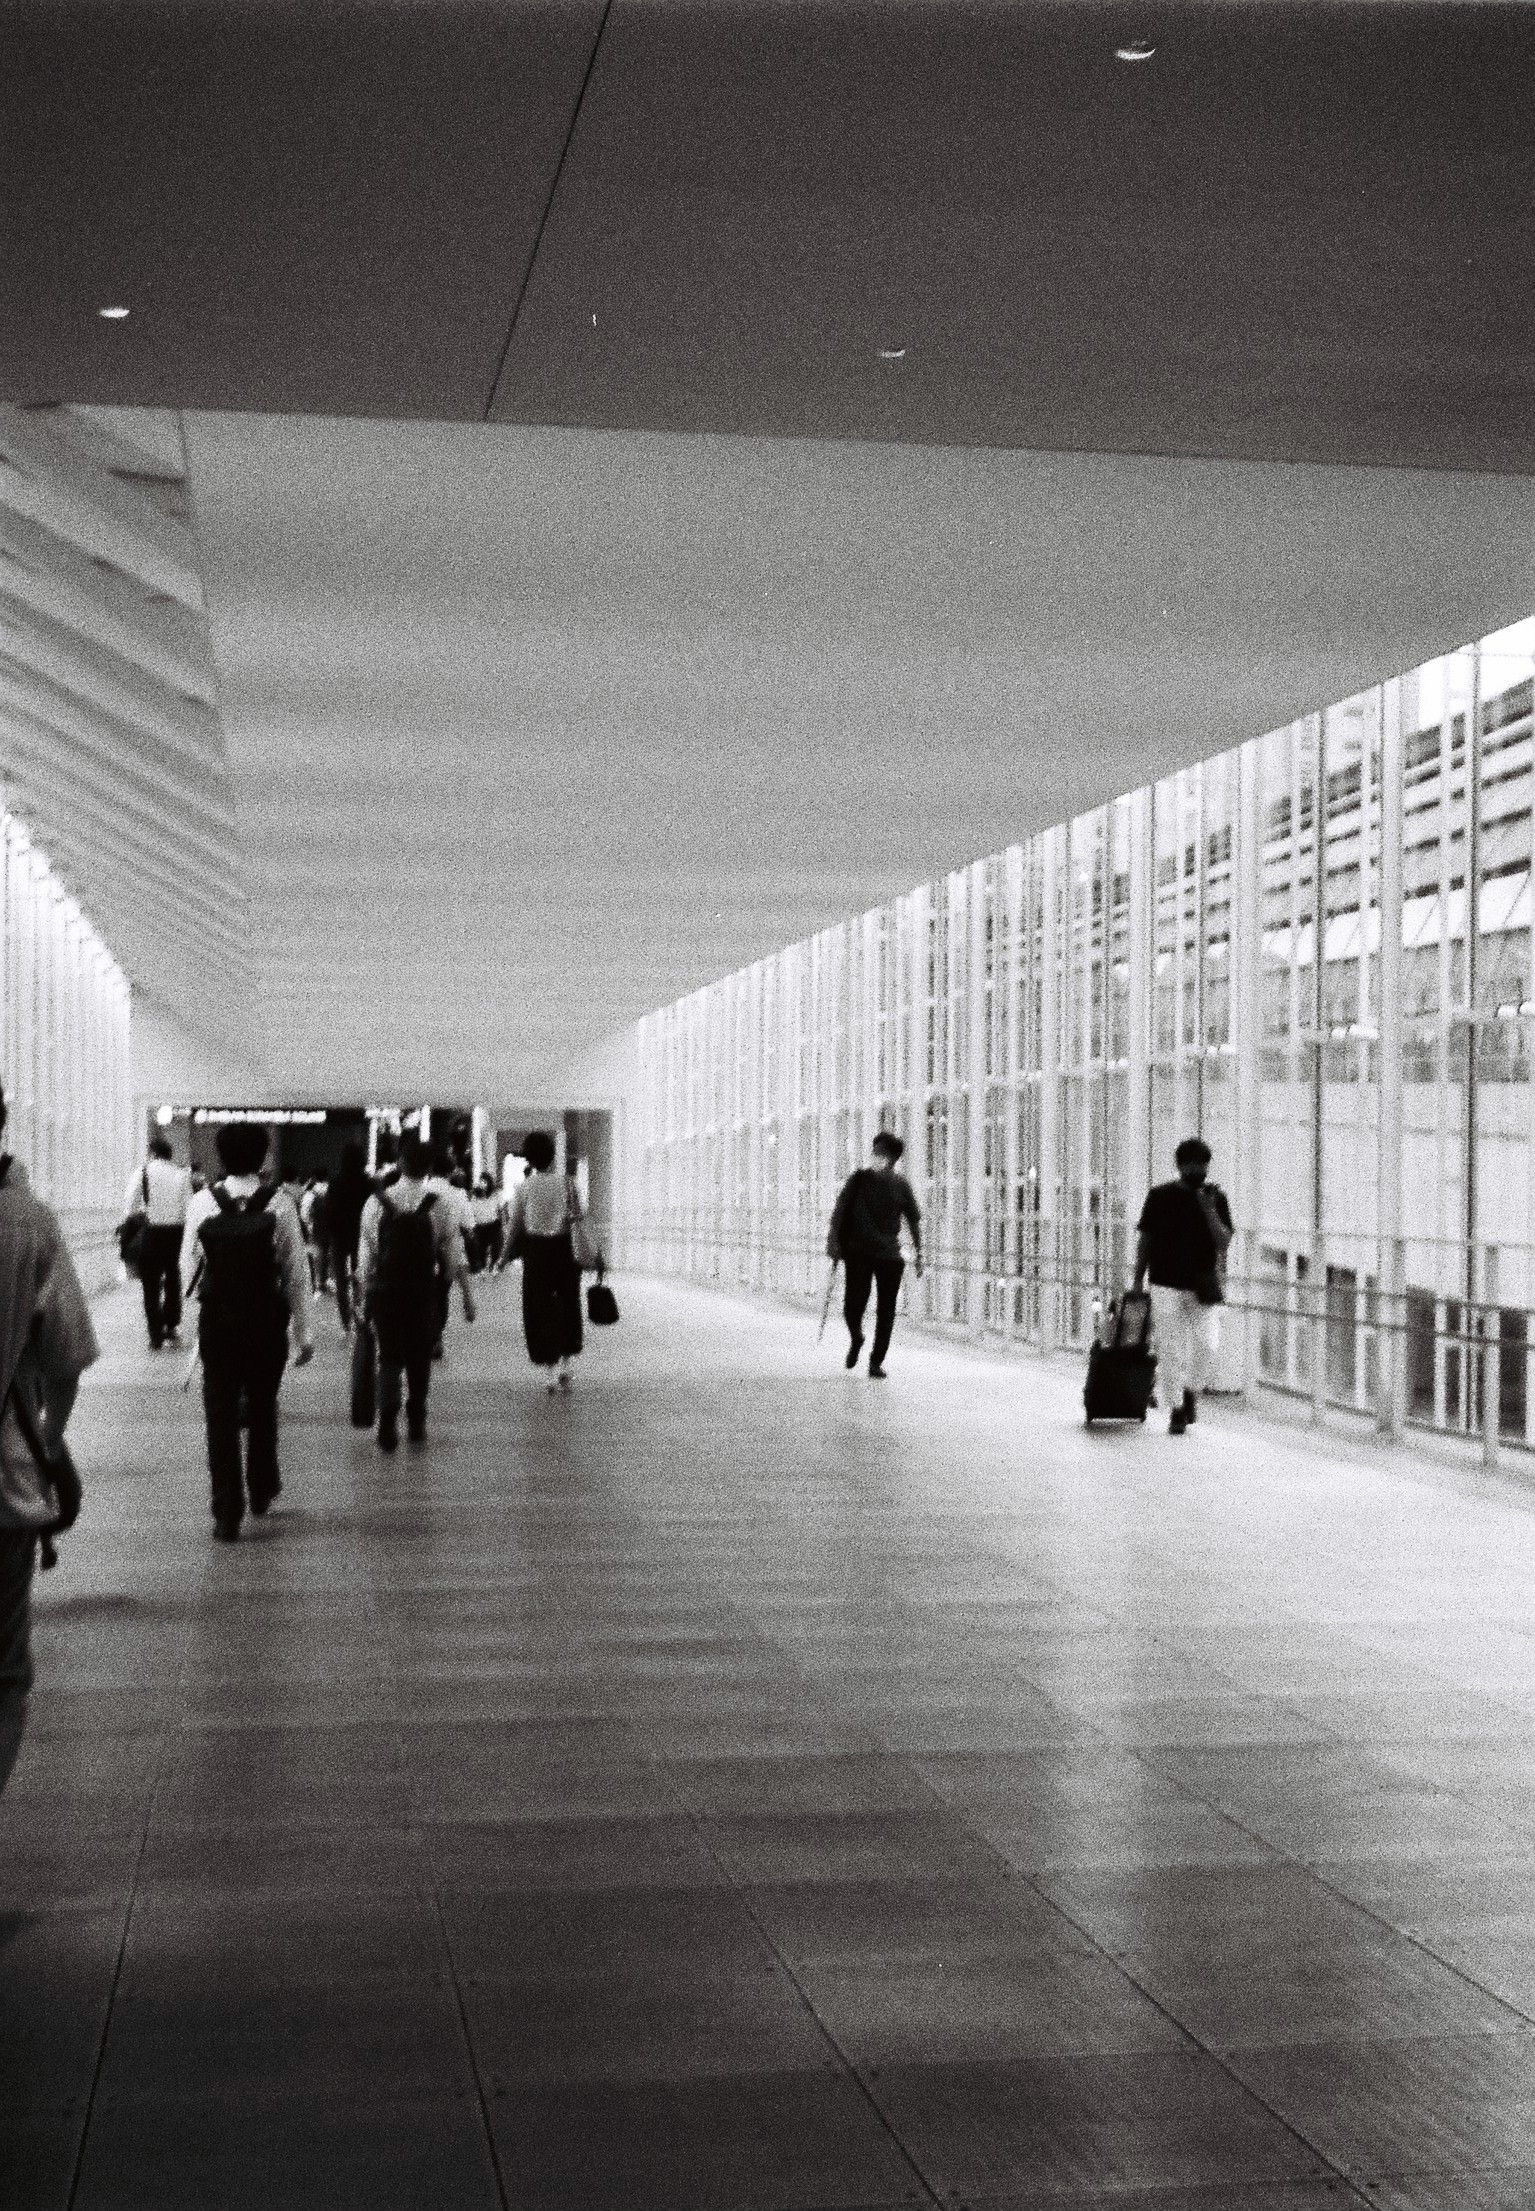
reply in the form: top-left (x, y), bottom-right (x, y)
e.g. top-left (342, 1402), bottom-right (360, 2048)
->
top-left (1169, 1407), bottom-right (1188, 1435)
top-left (1183, 1390), bottom-right (1198, 1426)
top-left (845, 1335), bottom-right (864, 1371)
top-left (378, 1421), bottom-right (399, 1454)
top-left (868, 1365), bottom-right (888, 1380)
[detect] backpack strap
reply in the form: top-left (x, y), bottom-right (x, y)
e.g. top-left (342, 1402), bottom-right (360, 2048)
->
top-left (210, 1181), bottom-right (276, 1217)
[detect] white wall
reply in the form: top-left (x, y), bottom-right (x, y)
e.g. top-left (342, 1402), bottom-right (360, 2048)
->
top-left (130, 992), bottom-right (278, 1137)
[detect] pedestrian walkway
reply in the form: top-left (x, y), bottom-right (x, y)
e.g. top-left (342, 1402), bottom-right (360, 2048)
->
top-left (8, 1275), bottom-right (1535, 2208)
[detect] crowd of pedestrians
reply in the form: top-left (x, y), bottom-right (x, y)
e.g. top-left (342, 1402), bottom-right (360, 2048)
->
top-left (0, 1107), bottom-right (1233, 1800)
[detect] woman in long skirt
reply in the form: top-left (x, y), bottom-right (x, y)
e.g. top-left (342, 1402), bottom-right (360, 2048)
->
top-left (508, 1132), bottom-right (583, 1392)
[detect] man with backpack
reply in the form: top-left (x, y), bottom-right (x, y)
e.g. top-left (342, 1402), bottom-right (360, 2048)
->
top-left (0, 1084), bottom-right (98, 1793)
top-left (180, 1123), bottom-right (314, 1541)
top-left (356, 1131), bottom-right (474, 1452)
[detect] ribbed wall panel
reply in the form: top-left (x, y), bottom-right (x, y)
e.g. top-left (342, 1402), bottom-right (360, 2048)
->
top-left (0, 403), bottom-right (252, 1038)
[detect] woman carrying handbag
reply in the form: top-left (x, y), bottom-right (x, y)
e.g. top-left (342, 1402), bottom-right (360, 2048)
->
top-left (507, 1133), bottom-right (596, 1394)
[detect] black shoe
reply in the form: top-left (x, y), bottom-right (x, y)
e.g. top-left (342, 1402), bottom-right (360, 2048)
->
top-left (845, 1334), bottom-right (863, 1370)
top-left (1183, 1390), bottom-right (1198, 1425)
top-left (378, 1422), bottom-right (399, 1454)
top-left (213, 1517), bottom-right (241, 1543)
top-left (1169, 1407), bottom-right (1188, 1435)
top-left (431, 1341), bottom-right (444, 1363)
top-left (249, 1478), bottom-right (281, 1518)
top-left (406, 1418), bottom-right (427, 1446)
top-left (868, 1365), bottom-right (888, 1380)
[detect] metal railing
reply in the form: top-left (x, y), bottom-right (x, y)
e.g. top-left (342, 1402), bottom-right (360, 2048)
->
top-left (610, 1211), bottom-right (1535, 1470)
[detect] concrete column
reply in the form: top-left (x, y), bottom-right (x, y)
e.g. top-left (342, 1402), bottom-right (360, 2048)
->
top-left (966, 859), bottom-right (987, 1334)
top-left (1124, 787), bottom-right (1152, 1229)
top-left (1376, 678), bottom-right (1405, 1436)
top-left (906, 886), bottom-right (930, 1319)
top-left (1002, 845), bottom-right (1023, 1344)
top-left (1232, 739), bottom-right (1263, 1396)
top-left (1038, 831), bottom-right (1061, 1347)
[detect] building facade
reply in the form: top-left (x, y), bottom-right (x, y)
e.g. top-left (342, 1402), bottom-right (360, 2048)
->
top-left (626, 617), bottom-right (1535, 1458)
top-left (0, 803), bottom-right (133, 1282)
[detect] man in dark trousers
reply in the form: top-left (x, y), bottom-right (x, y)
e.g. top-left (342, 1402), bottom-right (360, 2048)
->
top-left (1133, 1135), bottom-right (1234, 1435)
top-left (325, 1141), bottom-right (374, 1332)
top-left (181, 1123), bottom-right (314, 1541)
top-left (827, 1131), bottom-right (924, 1379)
top-left (125, 1133), bottom-right (190, 1350)
top-left (356, 1131), bottom-right (473, 1452)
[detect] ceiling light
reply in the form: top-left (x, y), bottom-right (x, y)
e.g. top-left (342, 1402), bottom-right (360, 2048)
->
top-left (878, 346), bottom-right (907, 361)
top-left (97, 304), bottom-right (131, 320)
top-left (1114, 38), bottom-right (1156, 60)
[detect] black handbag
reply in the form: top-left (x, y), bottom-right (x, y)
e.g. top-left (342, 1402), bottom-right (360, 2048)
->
top-left (349, 1323), bottom-right (377, 1429)
top-left (586, 1278), bottom-right (619, 1327)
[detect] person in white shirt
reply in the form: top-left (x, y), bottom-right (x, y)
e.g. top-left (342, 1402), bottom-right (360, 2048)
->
top-left (507, 1131), bottom-right (587, 1393)
top-left (423, 1160), bottom-right (475, 1358)
top-left (125, 1135), bottom-right (191, 1351)
top-left (180, 1124), bottom-right (314, 1542)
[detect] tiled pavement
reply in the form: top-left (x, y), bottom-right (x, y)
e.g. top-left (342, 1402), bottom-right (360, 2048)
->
top-left (6, 1275), bottom-right (1535, 2207)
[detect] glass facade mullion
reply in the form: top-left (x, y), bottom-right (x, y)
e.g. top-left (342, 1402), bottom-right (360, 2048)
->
top-left (622, 613), bottom-right (1535, 1456)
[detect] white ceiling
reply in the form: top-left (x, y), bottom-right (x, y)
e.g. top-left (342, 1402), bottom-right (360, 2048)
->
top-left (183, 411), bottom-right (1535, 1104)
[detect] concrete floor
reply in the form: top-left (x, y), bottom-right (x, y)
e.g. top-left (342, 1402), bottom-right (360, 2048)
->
top-left (6, 1277), bottom-right (1535, 2209)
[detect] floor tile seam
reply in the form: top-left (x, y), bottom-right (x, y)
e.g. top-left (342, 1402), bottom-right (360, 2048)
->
top-left (422, 1881), bottom-right (514, 2211)
top-left (664, 1793), bottom-right (951, 2210)
top-left (1294, 1858), bottom-right (1535, 2035)
top-left (1001, 1863), bottom-right (1371, 2200)
top-left (62, 1738), bottom-right (173, 2211)
top-left (1107, 1730), bottom-right (1491, 1824)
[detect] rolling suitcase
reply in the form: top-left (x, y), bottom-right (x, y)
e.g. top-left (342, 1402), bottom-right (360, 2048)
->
top-left (1084, 1290), bottom-right (1157, 1425)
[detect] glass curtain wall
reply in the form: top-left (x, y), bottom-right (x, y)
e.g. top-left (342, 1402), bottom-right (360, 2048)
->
top-left (0, 804), bottom-right (134, 1275)
top-left (628, 614), bottom-right (1535, 1456)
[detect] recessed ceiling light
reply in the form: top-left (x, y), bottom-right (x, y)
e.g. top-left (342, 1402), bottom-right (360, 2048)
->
top-left (878, 346), bottom-right (907, 361)
top-left (1115, 37), bottom-right (1156, 60)
top-left (97, 304), bottom-right (131, 320)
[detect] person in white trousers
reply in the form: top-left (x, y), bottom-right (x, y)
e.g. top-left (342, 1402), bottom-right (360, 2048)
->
top-left (1133, 1137), bottom-right (1234, 1435)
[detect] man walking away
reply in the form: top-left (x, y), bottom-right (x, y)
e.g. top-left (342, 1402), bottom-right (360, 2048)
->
top-left (326, 1142), bottom-right (373, 1333)
top-left (1133, 1136), bottom-right (1234, 1435)
top-left (827, 1131), bottom-right (924, 1379)
top-left (127, 1135), bottom-right (190, 1350)
top-left (0, 1084), bottom-right (98, 1791)
top-left (357, 1133), bottom-right (474, 1452)
top-left (181, 1124), bottom-right (313, 1541)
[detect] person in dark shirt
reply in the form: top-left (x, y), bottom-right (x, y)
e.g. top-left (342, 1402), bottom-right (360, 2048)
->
top-left (1133, 1136), bottom-right (1234, 1434)
top-left (325, 1142), bottom-right (375, 1333)
top-left (826, 1132), bottom-right (923, 1379)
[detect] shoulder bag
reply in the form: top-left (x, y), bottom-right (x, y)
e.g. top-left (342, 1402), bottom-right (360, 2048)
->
top-left (117, 1168), bottom-right (150, 1278)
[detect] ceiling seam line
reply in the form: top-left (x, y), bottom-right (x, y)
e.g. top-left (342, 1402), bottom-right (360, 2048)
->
top-left (482, 0), bottom-right (618, 421)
